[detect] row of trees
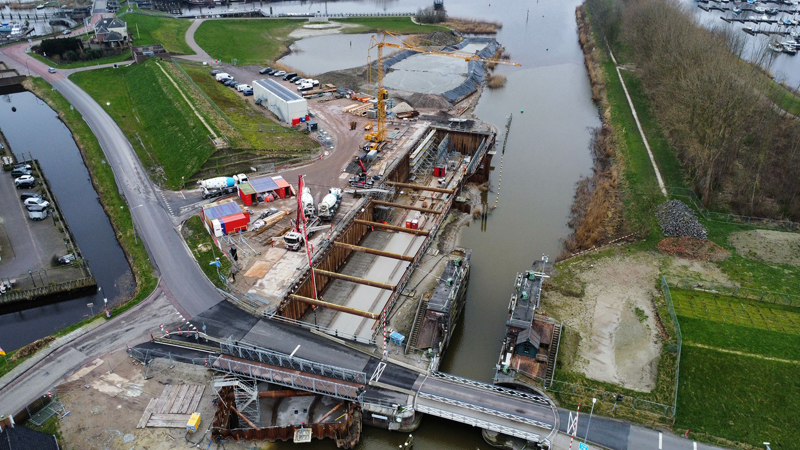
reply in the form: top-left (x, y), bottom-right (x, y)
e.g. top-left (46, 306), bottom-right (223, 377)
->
top-left (36, 37), bottom-right (109, 63)
top-left (589, 0), bottom-right (800, 220)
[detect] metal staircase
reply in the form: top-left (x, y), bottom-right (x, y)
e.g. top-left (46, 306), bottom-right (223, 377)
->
top-left (213, 375), bottom-right (260, 427)
top-left (544, 323), bottom-right (562, 386)
top-left (407, 299), bottom-right (428, 351)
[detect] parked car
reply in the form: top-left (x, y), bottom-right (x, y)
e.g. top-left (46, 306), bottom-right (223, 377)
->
top-left (237, 84), bottom-right (252, 92)
top-left (13, 163), bottom-right (31, 171)
top-left (311, 79), bottom-right (320, 86)
top-left (48, 67), bottom-right (56, 74)
top-left (283, 72), bottom-right (297, 80)
top-left (273, 70), bottom-right (286, 77)
top-left (259, 67), bottom-right (272, 74)
top-left (243, 89), bottom-right (253, 96)
top-left (62, 29), bottom-right (71, 35)
top-left (230, 81), bottom-right (240, 89)
top-left (298, 82), bottom-right (313, 91)
top-left (295, 78), bottom-right (306, 85)
top-left (210, 69), bottom-right (222, 75)
top-left (223, 78), bottom-right (236, 86)
top-left (14, 175), bottom-right (36, 189)
top-left (289, 76), bottom-right (301, 83)
top-left (57, 253), bottom-right (76, 265)
top-left (20, 192), bottom-right (42, 202)
top-left (215, 72), bottom-right (231, 82)
top-left (24, 197), bottom-right (50, 209)
top-left (268, 69), bottom-right (278, 75)
top-left (11, 167), bottom-right (31, 177)
top-left (27, 205), bottom-right (48, 221)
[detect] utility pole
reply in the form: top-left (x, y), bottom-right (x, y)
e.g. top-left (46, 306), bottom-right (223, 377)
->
top-left (583, 398), bottom-right (597, 444)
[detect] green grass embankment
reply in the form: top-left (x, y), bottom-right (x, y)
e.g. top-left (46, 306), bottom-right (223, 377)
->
top-left (124, 13), bottom-right (194, 54)
top-left (70, 60), bottom-right (220, 188)
top-left (175, 60), bottom-right (316, 152)
top-left (183, 216), bottom-right (231, 289)
top-left (193, 17), bottom-right (449, 64)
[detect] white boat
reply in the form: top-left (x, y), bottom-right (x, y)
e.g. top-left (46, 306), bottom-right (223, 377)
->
top-left (770, 41), bottom-right (784, 52)
top-left (36, 4), bottom-right (45, 9)
top-left (782, 43), bottom-right (798, 54)
top-left (755, 6), bottom-right (767, 13)
top-left (733, 7), bottom-right (743, 13)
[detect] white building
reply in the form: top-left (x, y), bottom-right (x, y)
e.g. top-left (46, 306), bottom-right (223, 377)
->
top-left (253, 79), bottom-right (309, 125)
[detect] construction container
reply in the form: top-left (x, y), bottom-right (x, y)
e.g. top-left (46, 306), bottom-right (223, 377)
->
top-left (389, 331), bottom-right (406, 345)
top-left (411, 220), bottom-right (419, 230)
top-left (406, 220), bottom-right (412, 228)
top-left (186, 413), bottom-right (201, 433)
top-left (221, 213), bottom-right (249, 235)
top-left (434, 166), bottom-right (447, 177)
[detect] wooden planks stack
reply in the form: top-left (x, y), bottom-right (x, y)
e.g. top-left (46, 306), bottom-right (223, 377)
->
top-left (137, 384), bottom-right (206, 429)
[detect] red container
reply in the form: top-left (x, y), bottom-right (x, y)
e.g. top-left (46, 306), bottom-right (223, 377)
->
top-left (411, 220), bottom-right (419, 230)
top-left (221, 213), bottom-right (249, 235)
top-left (406, 220), bottom-right (412, 228)
top-left (433, 167), bottom-right (441, 177)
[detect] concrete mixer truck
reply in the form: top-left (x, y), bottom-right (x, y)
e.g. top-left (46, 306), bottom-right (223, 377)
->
top-left (200, 174), bottom-right (249, 199)
top-left (317, 188), bottom-right (343, 221)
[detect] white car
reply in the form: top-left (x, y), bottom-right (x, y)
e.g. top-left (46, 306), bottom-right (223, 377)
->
top-left (311, 79), bottom-right (320, 86)
top-left (24, 197), bottom-right (50, 208)
top-left (236, 84), bottom-right (252, 92)
top-left (273, 70), bottom-right (286, 76)
top-left (298, 82), bottom-right (313, 91)
top-left (215, 72), bottom-right (231, 82)
top-left (295, 78), bottom-right (307, 85)
top-left (14, 175), bottom-right (35, 188)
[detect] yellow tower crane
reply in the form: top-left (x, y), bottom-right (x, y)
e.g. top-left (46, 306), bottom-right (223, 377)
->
top-left (365, 31), bottom-right (520, 148)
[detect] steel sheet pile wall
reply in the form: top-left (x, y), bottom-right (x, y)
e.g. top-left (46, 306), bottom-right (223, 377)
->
top-left (441, 38), bottom-right (499, 103)
top-left (433, 127), bottom-right (495, 183)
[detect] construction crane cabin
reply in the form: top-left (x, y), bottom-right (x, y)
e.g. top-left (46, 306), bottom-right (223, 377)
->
top-left (365, 32), bottom-right (520, 150)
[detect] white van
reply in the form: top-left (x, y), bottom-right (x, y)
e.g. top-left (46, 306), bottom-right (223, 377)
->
top-left (237, 84), bottom-right (252, 92)
top-left (297, 82), bottom-right (313, 91)
top-left (215, 72), bottom-right (231, 82)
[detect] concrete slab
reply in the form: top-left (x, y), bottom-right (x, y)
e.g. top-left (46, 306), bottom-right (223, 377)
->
top-left (383, 53), bottom-right (469, 95)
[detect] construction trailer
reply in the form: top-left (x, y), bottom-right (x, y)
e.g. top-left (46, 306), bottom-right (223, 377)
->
top-left (253, 79), bottom-right (309, 125)
top-left (201, 199), bottom-right (250, 237)
top-left (240, 175), bottom-right (294, 206)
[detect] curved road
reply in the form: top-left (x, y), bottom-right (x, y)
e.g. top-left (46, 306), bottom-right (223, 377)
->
top-left (1, 41), bottom-right (222, 318)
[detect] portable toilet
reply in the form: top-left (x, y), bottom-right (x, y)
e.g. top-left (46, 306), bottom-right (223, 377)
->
top-left (186, 413), bottom-right (201, 433)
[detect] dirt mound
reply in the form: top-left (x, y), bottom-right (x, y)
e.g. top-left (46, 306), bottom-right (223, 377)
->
top-left (10, 335), bottom-right (56, 361)
top-left (406, 93), bottom-right (453, 110)
top-left (729, 229), bottom-right (800, 267)
top-left (657, 237), bottom-right (729, 261)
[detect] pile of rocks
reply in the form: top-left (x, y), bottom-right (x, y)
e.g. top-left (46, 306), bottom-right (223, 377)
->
top-left (655, 200), bottom-right (708, 240)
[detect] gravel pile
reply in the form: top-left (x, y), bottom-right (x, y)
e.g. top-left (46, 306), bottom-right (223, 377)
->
top-left (655, 200), bottom-right (708, 240)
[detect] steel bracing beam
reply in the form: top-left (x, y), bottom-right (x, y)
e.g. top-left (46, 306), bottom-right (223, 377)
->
top-left (314, 269), bottom-right (395, 291)
top-left (354, 219), bottom-right (430, 236)
top-left (288, 294), bottom-right (379, 320)
top-left (370, 200), bottom-right (443, 214)
top-left (385, 181), bottom-right (455, 194)
top-left (332, 241), bottom-right (414, 262)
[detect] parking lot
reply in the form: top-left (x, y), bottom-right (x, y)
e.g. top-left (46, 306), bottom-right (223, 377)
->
top-left (0, 160), bottom-right (85, 292)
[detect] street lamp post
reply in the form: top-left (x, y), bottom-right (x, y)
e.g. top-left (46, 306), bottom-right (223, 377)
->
top-left (584, 397), bottom-right (597, 444)
top-left (87, 302), bottom-right (94, 316)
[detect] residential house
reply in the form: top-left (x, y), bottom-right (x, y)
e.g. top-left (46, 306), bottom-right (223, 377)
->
top-left (93, 17), bottom-right (128, 48)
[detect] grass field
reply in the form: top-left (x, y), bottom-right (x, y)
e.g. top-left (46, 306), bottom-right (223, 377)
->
top-left (193, 17), bottom-right (449, 65)
top-left (123, 13), bottom-right (194, 54)
top-left (671, 287), bottom-right (800, 447)
top-left (70, 60), bottom-right (219, 188)
top-left (194, 19), bottom-right (302, 64)
top-left (183, 216), bottom-right (231, 289)
top-left (175, 60), bottom-right (316, 152)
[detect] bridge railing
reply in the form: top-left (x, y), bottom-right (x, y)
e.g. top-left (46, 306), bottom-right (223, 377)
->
top-left (213, 355), bottom-right (364, 403)
top-left (417, 391), bottom-right (554, 430)
top-left (430, 371), bottom-right (554, 407)
top-left (220, 339), bottom-right (367, 384)
top-left (414, 402), bottom-right (547, 444)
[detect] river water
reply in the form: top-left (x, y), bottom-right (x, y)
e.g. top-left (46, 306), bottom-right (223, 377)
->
top-left (267, 0), bottom-right (599, 448)
top-left (0, 91), bottom-right (133, 351)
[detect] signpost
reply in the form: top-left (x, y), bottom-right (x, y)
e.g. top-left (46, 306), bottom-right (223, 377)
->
top-left (579, 443), bottom-right (590, 450)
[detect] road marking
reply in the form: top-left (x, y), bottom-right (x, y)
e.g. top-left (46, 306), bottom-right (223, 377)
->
top-left (659, 432), bottom-right (662, 449)
top-left (370, 362), bottom-right (387, 383)
top-left (694, 442), bottom-right (697, 450)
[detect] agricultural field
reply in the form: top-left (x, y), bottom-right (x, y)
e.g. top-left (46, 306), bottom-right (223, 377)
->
top-left (672, 288), bottom-right (800, 447)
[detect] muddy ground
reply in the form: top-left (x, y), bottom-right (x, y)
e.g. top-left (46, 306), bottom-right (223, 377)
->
top-left (728, 229), bottom-right (800, 267)
top-left (543, 247), bottom-right (731, 392)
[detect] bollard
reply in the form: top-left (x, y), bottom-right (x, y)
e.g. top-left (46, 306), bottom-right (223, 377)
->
top-left (166, 330), bottom-right (170, 338)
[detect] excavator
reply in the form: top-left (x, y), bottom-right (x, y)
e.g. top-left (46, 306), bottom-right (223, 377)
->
top-left (365, 32), bottom-right (520, 149)
top-left (348, 156), bottom-right (373, 188)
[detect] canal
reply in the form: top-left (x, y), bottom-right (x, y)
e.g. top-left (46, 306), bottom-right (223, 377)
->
top-left (266, 0), bottom-right (599, 448)
top-left (0, 91), bottom-right (134, 351)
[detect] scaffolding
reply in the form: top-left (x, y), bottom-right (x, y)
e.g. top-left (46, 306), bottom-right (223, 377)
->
top-left (213, 375), bottom-right (260, 427)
